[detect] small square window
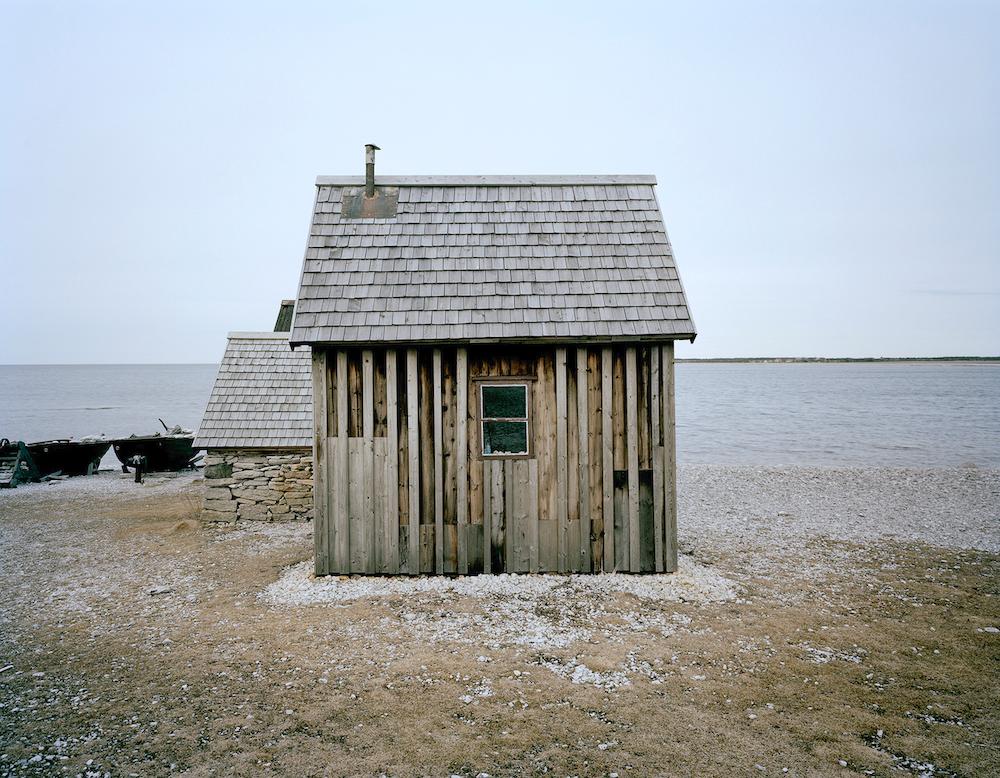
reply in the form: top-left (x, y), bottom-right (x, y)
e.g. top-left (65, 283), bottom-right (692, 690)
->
top-left (480, 383), bottom-right (529, 456)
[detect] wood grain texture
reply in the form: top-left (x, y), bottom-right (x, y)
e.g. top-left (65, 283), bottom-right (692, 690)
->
top-left (406, 349), bottom-right (420, 574)
top-left (311, 350), bottom-right (329, 575)
top-left (362, 350), bottom-right (375, 573)
top-left (601, 347), bottom-right (614, 573)
top-left (433, 348), bottom-right (444, 574)
top-left (576, 347), bottom-right (591, 572)
top-left (626, 346), bottom-right (640, 573)
top-left (456, 348), bottom-right (469, 574)
top-left (335, 351), bottom-right (350, 572)
top-left (482, 459), bottom-right (492, 574)
top-left (385, 350), bottom-right (399, 573)
top-left (663, 342), bottom-right (678, 572)
top-left (555, 347), bottom-right (569, 572)
top-left (650, 347), bottom-right (664, 572)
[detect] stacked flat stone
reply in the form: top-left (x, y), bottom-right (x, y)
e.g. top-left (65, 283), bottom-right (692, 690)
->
top-left (201, 450), bottom-right (313, 522)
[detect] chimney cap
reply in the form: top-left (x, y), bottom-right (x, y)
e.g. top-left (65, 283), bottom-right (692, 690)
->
top-left (365, 143), bottom-right (381, 151)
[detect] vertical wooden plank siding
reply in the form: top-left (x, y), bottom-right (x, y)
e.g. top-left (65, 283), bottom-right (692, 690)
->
top-left (481, 462), bottom-right (492, 574)
top-left (528, 458), bottom-right (539, 572)
top-left (456, 348), bottom-right (469, 574)
top-left (384, 350), bottom-right (399, 573)
top-left (490, 462), bottom-right (504, 567)
top-left (625, 346), bottom-right (640, 572)
top-left (554, 348), bottom-right (569, 572)
top-left (433, 348), bottom-right (444, 574)
top-left (334, 351), bottom-right (350, 572)
top-left (503, 459), bottom-right (514, 569)
top-left (663, 342), bottom-right (678, 572)
top-left (311, 351), bottom-right (329, 575)
top-left (362, 350), bottom-right (375, 573)
top-left (312, 341), bottom-right (680, 577)
top-left (406, 349), bottom-right (420, 574)
top-left (650, 347), bottom-right (664, 572)
top-left (575, 347), bottom-right (591, 572)
top-left (600, 347), bottom-right (614, 572)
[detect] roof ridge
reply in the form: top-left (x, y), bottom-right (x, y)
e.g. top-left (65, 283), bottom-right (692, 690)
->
top-left (315, 175), bottom-right (657, 187)
top-left (226, 331), bottom-right (292, 340)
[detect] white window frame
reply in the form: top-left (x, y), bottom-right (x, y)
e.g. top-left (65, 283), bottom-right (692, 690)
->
top-left (479, 381), bottom-right (531, 458)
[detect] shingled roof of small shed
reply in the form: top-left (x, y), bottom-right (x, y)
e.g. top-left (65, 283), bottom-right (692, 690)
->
top-left (194, 333), bottom-right (312, 449)
top-left (290, 175), bottom-right (695, 346)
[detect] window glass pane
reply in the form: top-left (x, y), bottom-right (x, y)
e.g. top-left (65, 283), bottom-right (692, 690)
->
top-left (482, 385), bottom-right (527, 419)
top-left (483, 421), bottom-right (528, 455)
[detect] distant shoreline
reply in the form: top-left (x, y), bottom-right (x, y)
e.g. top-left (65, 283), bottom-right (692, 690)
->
top-left (677, 356), bottom-right (1000, 364)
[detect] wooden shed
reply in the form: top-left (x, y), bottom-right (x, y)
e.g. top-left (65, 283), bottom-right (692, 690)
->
top-left (291, 162), bottom-right (696, 576)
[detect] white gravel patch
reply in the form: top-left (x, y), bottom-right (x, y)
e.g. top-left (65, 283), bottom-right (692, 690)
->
top-left (259, 556), bottom-right (739, 651)
top-left (261, 555), bottom-right (739, 608)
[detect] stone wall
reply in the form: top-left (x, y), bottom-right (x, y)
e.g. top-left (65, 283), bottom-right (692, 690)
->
top-left (201, 449), bottom-right (313, 523)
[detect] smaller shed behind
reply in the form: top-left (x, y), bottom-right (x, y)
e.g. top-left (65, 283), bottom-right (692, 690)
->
top-left (194, 332), bottom-right (313, 523)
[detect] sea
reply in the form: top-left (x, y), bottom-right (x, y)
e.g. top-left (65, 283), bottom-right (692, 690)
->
top-left (0, 362), bottom-right (998, 470)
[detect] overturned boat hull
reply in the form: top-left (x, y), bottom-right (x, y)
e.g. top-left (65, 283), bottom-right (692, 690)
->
top-left (112, 435), bottom-right (196, 472)
top-left (26, 439), bottom-right (111, 478)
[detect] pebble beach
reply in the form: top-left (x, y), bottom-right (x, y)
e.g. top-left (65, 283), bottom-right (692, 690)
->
top-left (1, 462), bottom-right (997, 776)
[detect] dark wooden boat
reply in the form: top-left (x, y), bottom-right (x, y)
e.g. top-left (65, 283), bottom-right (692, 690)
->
top-left (111, 421), bottom-right (196, 472)
top-left (26, 438), bottom-right (112, 477)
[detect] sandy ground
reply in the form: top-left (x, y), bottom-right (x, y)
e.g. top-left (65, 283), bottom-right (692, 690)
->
top-left (0, 466), bottom-right (998, 777)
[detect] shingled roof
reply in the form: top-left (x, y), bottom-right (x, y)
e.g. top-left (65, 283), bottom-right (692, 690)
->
top-left (290, 175), bottom-right (695, 346)
top-left (194, 333), bottom-right (312, 449)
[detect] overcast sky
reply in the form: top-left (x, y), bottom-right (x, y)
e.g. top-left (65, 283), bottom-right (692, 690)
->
top-left (2, 0), bottom-right (997, 363)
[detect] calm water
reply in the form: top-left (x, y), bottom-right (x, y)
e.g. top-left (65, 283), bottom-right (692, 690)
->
top-left (676, 362), bottom-right (1000, 467)
top-left (0, 362), bottom-right (997, 469)
top-left (0, 364), bottom-right (218, 469)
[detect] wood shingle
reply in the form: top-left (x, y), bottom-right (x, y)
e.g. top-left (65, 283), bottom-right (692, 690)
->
top-left (290, 175), bottom-right (695, 346)
top-left (194, 333), bottom-right (312, 449)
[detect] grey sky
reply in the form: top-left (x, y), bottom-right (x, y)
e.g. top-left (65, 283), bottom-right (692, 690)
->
top-left (2, 0), bottom-right (997, 363)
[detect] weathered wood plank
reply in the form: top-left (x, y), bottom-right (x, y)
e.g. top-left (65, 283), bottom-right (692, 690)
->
top-left (601, 347), bottom-right (614, 572)
top-left (456, 348), bottom-right (469, 574)
top-left (311, 351), bottom-right (330, 575)
top-left (535, 352), bottom-right (556, 525)
top-left (528, 458), bottom-right (539, 573)
top-left (663, 342), bottom-right (678, 572)
top-left (538, 521), bottom-right (557, 572)
top-left (491, 460), bottom-right (504, 570)
top-left (567, 355), bottom-right (579, 527)
top-left (576, 347), bottom-right (591, 572)
top-left (406, 349), bottom-right (420, 574)
top-left (650, 347), bottom-right (663, 572)
top-left (335, 351), bottom-right (350, 572)
top-left (555, 347), bottom-right (568, 572)
top-left (362, 349), bottom-right (375, 574)
top-left (626, 346), bottom-right (640, 572)
top-left (372, 438), bottom-right (386, 573)
top-left (504, 459), bottom-right (514, 571)
top-left (385, 350), bottom-right (399, 573)
top-left (587, 350), bottom-right (603, 567)
top-left (482, 458), bottom-right (492, 574)
top-left (442, 355), bottom-right (457, 574)
top-left (433, 348), bottom-right (444, 574)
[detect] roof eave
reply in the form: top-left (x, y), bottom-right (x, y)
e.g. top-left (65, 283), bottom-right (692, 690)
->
top-left (289, 331), bottom-right (696, 350)
top-left (314, 174), bottom-right (658, 187)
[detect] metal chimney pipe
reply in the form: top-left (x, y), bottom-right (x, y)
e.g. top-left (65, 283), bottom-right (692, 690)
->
top-left (365, 143), bottom-right (380, 197)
